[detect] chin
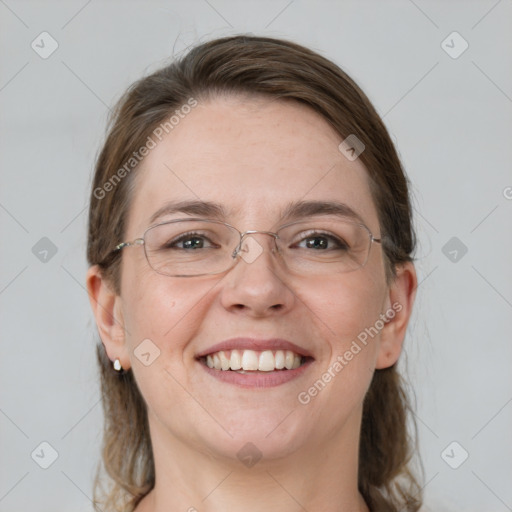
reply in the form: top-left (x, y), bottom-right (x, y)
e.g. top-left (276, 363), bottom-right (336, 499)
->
top-left (197, 411), bottom-right (311, 464)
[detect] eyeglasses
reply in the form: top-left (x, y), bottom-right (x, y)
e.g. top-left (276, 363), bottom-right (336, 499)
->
top-left (112, 217), bottom-right (382, 278)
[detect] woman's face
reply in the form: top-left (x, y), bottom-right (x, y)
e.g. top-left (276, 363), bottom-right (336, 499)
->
top-left (103, 95), bottom-right (406, 462)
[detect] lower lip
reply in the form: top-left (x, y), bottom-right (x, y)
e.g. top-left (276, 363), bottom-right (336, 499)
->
top-left (198, 359), bottom-right (313, 388)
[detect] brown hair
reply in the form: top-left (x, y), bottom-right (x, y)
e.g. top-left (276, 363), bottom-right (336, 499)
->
top-left (87, 35), bottom-right (422, 511)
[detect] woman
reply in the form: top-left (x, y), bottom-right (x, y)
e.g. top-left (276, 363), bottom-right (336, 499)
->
top-left (86, 35), bottom-right (422, 512)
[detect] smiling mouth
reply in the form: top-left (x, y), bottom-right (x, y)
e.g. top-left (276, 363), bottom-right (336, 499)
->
top-left (198, 349), bottom-right (313, 372)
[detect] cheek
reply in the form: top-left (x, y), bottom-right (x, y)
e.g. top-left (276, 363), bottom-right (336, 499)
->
top-left (307, 271), bottom-right (386, 345)
top-left (303, 271), bottom-right (385, 386)
top-left (121, 277), bottom-right (204, 409)
top-left (122, 270), bottom-right (210, 365)
top-left (292, 275), bottom-right (385, 435)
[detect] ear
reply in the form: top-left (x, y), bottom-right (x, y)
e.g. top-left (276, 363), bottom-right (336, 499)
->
top-left (86, 265), bottom-right (131, 370)
top-left (375, 261), bottom-right (417, 369)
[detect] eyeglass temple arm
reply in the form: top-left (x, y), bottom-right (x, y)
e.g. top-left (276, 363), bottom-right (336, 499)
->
top-left (114, 239), bottom-right (144, 251)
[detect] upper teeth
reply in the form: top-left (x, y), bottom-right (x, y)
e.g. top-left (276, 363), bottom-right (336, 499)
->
top-left (205, 349), bottom-right (302, 371)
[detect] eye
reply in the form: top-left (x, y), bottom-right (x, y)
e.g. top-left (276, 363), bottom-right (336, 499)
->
top-left (294, 231), bottom-right (349, 251)
top-left (163, 231), bottom-right (218, 250)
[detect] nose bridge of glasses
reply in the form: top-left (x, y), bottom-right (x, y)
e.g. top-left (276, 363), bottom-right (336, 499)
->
top-left (232, 229), bottom-right (279, 260)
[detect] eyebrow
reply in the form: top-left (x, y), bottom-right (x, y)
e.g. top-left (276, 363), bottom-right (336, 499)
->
top-left (148, 199), bottom-right (365, 226)
top-left (149, 200), bottom-right (230, 225)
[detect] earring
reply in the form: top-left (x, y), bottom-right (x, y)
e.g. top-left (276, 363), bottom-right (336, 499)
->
top-left (113, 358), bottom-right (123, 372)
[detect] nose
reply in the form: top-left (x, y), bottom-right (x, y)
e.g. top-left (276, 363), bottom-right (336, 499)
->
top-left (219, 232), bottom-right (295, 317)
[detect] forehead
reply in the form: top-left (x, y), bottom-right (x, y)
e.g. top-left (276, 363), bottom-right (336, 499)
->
top-left (126, 96), bottom-right (379, 235)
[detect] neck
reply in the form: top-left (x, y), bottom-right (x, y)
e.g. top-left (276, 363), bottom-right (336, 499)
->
top-left (135, 410), bottom-right (370, 512)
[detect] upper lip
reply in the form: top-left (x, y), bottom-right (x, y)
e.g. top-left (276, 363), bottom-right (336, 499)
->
top-left (195, 337), bottom-right (314, 359)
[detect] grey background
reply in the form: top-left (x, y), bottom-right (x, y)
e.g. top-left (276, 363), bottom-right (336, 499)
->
top-left (1, 1), bottom-right (511, 511)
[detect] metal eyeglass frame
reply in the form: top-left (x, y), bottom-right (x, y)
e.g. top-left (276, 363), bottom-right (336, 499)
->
top-left (112, 217), bottom-right (382, 277)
